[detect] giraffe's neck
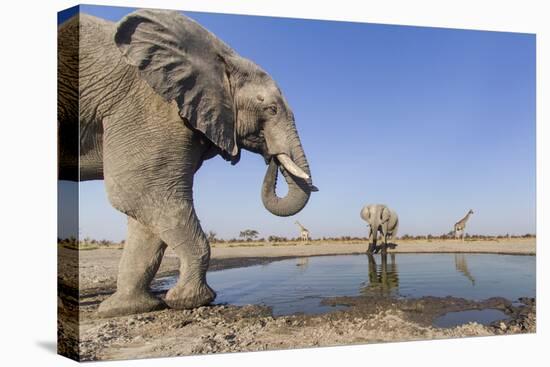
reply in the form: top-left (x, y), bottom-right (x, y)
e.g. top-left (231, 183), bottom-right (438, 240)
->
top-left (458, 213), bottom-right (471, 225)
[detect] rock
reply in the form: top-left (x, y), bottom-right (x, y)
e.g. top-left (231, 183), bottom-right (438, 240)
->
top-left (171, 320), bottom-right (192, 329)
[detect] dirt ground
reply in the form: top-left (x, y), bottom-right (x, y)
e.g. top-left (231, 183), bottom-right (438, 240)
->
top-left (57, 239), bottom-right (536, 361)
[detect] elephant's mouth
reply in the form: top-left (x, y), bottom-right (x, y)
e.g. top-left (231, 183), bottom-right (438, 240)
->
top-left (275, 154), bottom-right (309, 179)
top-left (268, 153), bottom-right (318, 192)
top-left (261, 155), bottom-right (317, 217)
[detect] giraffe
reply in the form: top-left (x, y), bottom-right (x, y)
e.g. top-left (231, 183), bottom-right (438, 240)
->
top-left (453, 209), bottom-right (474, 242)
top-left (295, 221), bottom-right (310, 241)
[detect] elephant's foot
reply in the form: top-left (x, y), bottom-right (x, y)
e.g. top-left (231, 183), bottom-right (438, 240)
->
top-left (97, 291), bottom-right (166, 318)
top-left (165, 281), bottom-right (216, 309)
top-left (367, 243), bottom-right (376, 254)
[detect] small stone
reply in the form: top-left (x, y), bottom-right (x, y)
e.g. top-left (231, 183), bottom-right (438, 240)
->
top-left (171, 320), bottom-right (192, 329)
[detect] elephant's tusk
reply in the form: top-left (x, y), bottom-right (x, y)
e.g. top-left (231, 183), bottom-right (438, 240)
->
top-left (276, 154), bottom-right (310, 180)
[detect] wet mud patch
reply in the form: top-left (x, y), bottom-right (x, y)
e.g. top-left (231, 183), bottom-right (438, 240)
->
top-left (434, 309), bottom-right (508, 328)
top-left (323, 294), bottom-right (536, 332)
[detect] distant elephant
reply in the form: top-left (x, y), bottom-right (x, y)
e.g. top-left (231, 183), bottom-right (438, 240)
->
top-left (360, 204), bottom-right (399, 254)
top-left (58, 9), bottom-right (317, 317)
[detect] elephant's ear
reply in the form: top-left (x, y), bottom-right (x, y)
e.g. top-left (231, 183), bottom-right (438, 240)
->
top-left (114, 9), bottom-right (238, 158)
top-left (360, 207), bottom-right (370, 222)
top-left (380, 206), bottom-right (390, 222)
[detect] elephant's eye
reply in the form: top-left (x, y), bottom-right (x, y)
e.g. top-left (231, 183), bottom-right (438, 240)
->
top-left (266, 105), bottom-right (277, 115)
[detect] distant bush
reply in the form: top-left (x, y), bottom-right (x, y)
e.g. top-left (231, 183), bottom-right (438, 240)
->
top-left (239, 229), bottom-right (259, 241)
top-left (228, 243), bottom-right (262, 248)
top-left (272, 242), bottom-right (298, 247)
top-left (206, 230), bottom-right (218, 242)
top-left (267, 235), bottom-right (287, 242)
top-left (58, 237), bottom-right (124, 250)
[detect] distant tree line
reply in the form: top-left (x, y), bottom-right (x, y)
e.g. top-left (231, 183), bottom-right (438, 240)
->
top-left (398, 233), bottom-right (535, 240)
top-left (59, 230), bottom-right (535, 249)
top-left (207, 232), bottom-right (536, 243)
top-left (58, 236), bottom-right (125, 249)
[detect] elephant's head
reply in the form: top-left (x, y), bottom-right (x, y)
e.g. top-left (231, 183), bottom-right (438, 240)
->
top-left (360, 204), bottom-right (391, 242)
top-left (114, 9), bottom-right (316, 217)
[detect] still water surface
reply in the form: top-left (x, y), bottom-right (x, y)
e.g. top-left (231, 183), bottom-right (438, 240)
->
top-left (155, 253), bottom-right (535, 321)
top-left (433, 309), bottom-right (509, 328)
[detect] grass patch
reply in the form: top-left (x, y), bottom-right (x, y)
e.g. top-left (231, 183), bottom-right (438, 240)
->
top-left (227, 243), bottom-right (264, 248)
top-left (58, 241), bottom-right (123, 251)
top-left (60, 242), bottom-right (100, 251)
top-left (272, 242), bottom-right (298, 247)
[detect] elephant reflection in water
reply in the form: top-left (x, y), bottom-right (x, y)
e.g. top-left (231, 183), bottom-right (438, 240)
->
top-left (363, 253), bottom-right (400, 296)
top-left (454, 254), bottom-right (476, 286)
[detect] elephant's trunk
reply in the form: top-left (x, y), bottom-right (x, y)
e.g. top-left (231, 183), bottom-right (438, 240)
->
top-left (371, 223), bottom-right (380, 245)
top-left (261, 128), bottom-right (314, 217)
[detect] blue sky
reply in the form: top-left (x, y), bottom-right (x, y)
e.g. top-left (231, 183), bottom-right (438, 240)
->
top-left (59, 5), bottom-right (535, 241)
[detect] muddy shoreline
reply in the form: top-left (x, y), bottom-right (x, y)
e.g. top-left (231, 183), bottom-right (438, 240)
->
top-left (58, 240), bottom-right (536, 361)
top-left (61, 291), bottom-right (535, 361)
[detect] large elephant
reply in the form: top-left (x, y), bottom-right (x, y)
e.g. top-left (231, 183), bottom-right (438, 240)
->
top-left (360, 204), bottom-right (399, 254)
top-left (58, 9), bottom-right (317, 317)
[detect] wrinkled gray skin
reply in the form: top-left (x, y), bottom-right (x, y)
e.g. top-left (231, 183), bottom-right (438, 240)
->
top-left (360, 204), bottom-right (399, 254)
top-left (58, 10), bottom-right (317, 317)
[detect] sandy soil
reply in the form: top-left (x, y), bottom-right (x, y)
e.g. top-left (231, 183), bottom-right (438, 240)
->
top-left (57, 238), bottom-right (536, 361)
top-left (212, 238), bottom-right (536, 258)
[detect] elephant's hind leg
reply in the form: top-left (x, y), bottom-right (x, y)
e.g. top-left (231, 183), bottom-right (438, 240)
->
top-left (155, 202), bottom-right (216, 310)
top-left (97, 218), bottom-right (167, 317)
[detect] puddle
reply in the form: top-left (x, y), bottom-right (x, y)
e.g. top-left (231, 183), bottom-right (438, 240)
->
top-left (153, 253), bottom-right (535, 317)
top-left (511, 300), bottom-right (526, 307)
top-left (433, 309), bottom-right (509, 328)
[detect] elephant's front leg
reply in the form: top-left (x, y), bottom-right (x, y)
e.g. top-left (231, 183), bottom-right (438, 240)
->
top-left (367, 227), bottom-right (376, 254)
top-left (98, 218), bottom-right (168, 317)
top-left (379, 231), bottom-right (388, 254)
top-left (155, 201), bottom-right (216, 309)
